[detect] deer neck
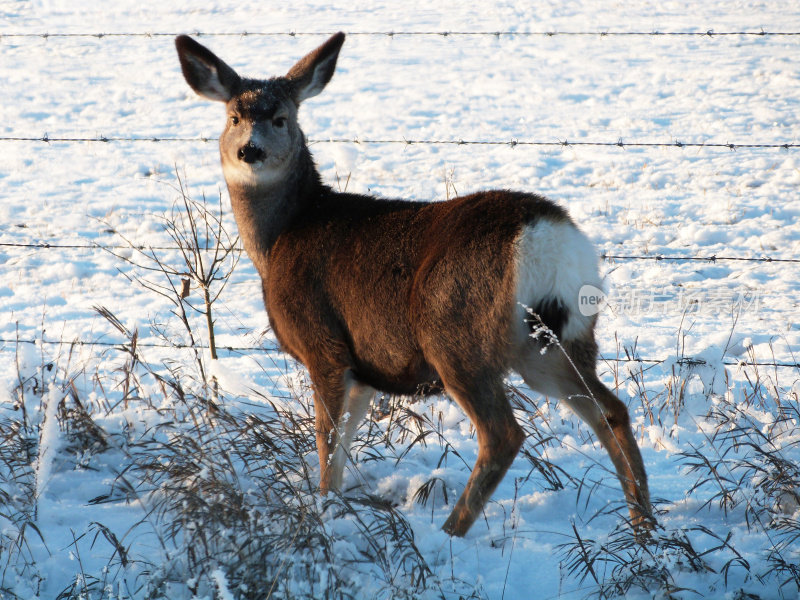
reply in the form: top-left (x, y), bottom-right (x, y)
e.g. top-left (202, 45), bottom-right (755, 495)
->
top-left (224, 146), bottom-right (324, 275)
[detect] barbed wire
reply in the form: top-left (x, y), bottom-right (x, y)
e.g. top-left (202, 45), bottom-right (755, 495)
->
top-left (1, 335), bottom-right (798, 369)
top-left (2, 29), bottom-right (800, 40)
top-left (0, 135), bottom-right (210, 143)
top-left (3, 241), bottom-right (800, 265)
top-left (600, 254), bottom-right (800, 264)
top-left (1, 134), bottom-right (797, 151)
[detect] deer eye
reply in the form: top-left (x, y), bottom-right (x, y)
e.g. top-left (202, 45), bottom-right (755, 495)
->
top-left (230, 115), bottom-right (240, 126)
top-left (273, 116), bottom-right (287, 128)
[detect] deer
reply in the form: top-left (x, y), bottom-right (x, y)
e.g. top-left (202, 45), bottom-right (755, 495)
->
top-left (174, 32), bottom-right (653, 537)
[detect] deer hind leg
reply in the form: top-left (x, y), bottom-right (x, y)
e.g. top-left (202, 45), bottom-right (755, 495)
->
top-left (515, 340), bottom-right (653, 531)
top-left (312, 368), bottom-right (375, 494)
top-left (436, 374), bottom-right (525, 537)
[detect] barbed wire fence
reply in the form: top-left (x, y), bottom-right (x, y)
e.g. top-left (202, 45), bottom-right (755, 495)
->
top-left (2, 27), bottom-right (798, 370)
top-left (3, 29), bottom-right (800, 39)
top-left (1, 135), bottom-right (798, 150)
top-left (3, 233), bottom-right (798, 369)
top-left (3, 133), bottom-right (797, 264)
top-left (2, 334), bottom-right (798, 370)
top-left (3, 240), bottom-right (800, 264)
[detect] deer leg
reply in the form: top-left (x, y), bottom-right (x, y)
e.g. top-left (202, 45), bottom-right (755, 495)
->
top-left (328, 372), bottom-right (375, 490)
top-left (440, 379), bottom-right (525, 537)
top-left (516, 343), bottom-right (653, 532)
top-left (563, 377), bottom-right (653, 531)
top-left (310, 368), bottom-right (346, 495)
top-left (312, 368), bottom-right (375, 494)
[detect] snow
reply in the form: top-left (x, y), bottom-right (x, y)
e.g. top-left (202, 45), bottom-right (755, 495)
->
top-left (212, 569), bottom-right (236, 600)
top-left (34, 386), bottom-right (63, 501)
top-left (2, 1), bottom-right (800, 599)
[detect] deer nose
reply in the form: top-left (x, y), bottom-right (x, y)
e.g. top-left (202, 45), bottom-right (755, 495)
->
top-left (237, 143), bottom-right (266, 163)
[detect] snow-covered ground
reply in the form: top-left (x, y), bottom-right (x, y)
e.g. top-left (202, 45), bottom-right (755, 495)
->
top-left (2, 1), bottom-right (799, 598)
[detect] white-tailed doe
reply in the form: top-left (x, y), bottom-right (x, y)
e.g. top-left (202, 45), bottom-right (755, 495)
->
top-left (175, 32), bottom-right (653, 536)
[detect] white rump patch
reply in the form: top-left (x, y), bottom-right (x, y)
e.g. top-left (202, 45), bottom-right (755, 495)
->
top-left (513, 219), bottom-right (602, 342)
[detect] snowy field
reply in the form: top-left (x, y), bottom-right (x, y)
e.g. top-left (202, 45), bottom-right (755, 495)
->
top-left (2, 1), bottom-right (800, 598)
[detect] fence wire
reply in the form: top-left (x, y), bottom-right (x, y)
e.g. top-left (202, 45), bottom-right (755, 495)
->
top-left (1, 135), bottom-right (797, 151)
top-left (3, 29), bottom-right (800, 39)
top-left (2, 241), bottom-right (800, 265)
top-left (1, 335), bottom-right (798, 370)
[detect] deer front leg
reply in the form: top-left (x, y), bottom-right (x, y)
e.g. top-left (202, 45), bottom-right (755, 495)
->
top-left (314, 393), bottom-right (340, 495)
top-left (313, 369), bottom-right (374, 493)
top-left (328, 373), bottom-right (375, 490)
top-left (310, 367), bottom-right (345, 495)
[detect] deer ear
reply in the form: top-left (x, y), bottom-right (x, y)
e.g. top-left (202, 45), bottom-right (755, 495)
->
top-left (175, 35), bottom-right (241, 102)
top-left (286, 32), bottom-right (345, 104)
